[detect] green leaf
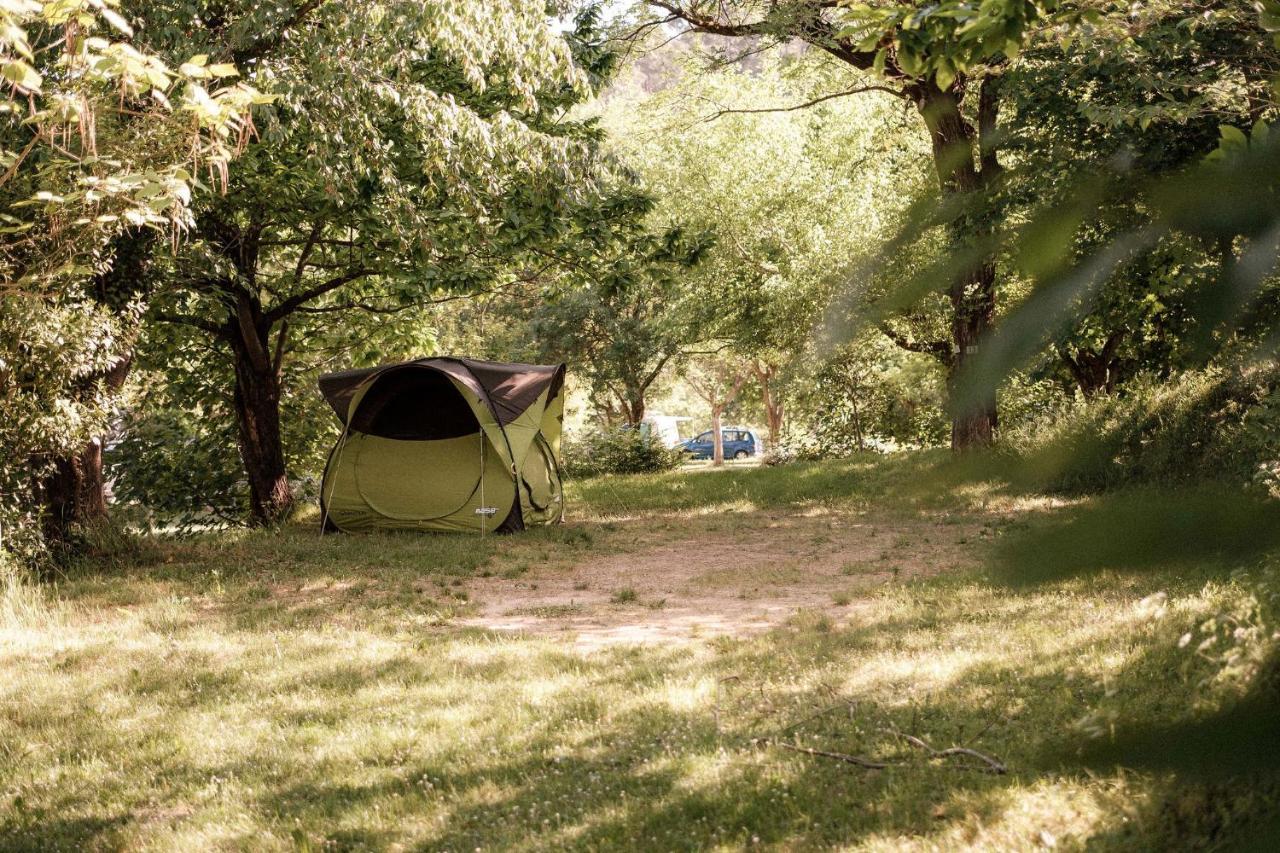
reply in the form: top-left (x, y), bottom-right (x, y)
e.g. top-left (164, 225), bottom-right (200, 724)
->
top-left (2, 60), bottom-right (41, 92)
top-left (896, 47), bottom-right (923, 77)
top-left (208, 63), bottom-right (239, 78)
top-left (872, 48), bottom-right (887, 76)
top-left (99, 7), bottom-right (133, 36)
top-left (934, 60), bottom-right (955, 91)
top-left (1219, 124), bottom-right (1248, 147)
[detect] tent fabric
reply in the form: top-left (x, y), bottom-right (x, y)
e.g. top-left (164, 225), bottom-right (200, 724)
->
top-left (318, 357), bottom-right (563, 428)
top-left (318, 357), bottom-right (565, 534)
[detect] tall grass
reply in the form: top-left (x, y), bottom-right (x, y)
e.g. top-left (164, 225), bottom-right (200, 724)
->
top-left (0, 554), bottom-right (54, 631)
top-left (1001, 366), bottom-right (1280, 494)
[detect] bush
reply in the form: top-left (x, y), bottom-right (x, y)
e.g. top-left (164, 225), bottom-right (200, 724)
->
top-left (1, 293), bottom-right (124, 570)
top-left (1002, 366), bottom-right (1280, 494)
top-left (782, 339), bottom-right (950, 459)
top-left (561, 427), bottom-right (682, 479)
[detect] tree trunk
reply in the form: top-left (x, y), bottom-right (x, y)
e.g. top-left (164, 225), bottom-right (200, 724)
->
top-left (39, 229), bottom-right (154, 542)
top-left (38, 354), bottom-right (134, 542)
top-left (850, 394), bottom-right (865, 452)
top-left (1059, 332), bottom-right (1125, 397)
top-left (947, 258), bottom-right (998, 448)
top-left (915, 82), bottom-right (1000, 450)
top-left (229, 298), bottom-right (293, 526)
top-left (39, 442), bottom-right (108, 544)
top-left (622, 392), bottom-right (645, 427)
top-left (710, 406), bottom-right (725, 466)
top-left (753, 362), bottom-right (784, 449)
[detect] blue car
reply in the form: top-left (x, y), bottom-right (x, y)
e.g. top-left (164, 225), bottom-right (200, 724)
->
top-left (679, 427), bottom-right (758, 460)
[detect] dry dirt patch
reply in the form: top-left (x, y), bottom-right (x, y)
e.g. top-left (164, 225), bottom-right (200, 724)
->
top-left (459, 509), bottom-right (983, 649)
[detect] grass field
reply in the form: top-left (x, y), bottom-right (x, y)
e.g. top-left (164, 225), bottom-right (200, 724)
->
top-left (1, 453), bottom-right (1277, 850)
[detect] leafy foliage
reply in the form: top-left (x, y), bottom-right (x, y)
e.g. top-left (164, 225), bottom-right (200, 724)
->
top-left (0, 1), bottom-right (263, 566)
top-left (1, 0), bottom-right (265, 291)
top-left (560, 425), bottom-right (682, 478)
top-left (781, 337), bottom-right (949, 458)
top-left (1000, 366), bottom-right (1280, 495)
top-left (0, 294), bottom-right (119, 564)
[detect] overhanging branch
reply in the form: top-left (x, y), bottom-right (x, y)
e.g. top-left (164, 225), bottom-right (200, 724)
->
top-left (878, 322), bottom-right (953, 366)
top-left (264, 268), bottom-right (375, 322)
top-left (702, 83), bottom-right (907, 122)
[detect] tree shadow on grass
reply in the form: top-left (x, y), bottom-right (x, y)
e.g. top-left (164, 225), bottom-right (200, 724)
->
top-left (9, 479), bottom-right (1280, 850)
top-left (239, 600), bottom-right (1275, 849)
top-left (987, 486), bottom-right (1280, 589)
top-left (7, 609), bottom-right (1275, 851)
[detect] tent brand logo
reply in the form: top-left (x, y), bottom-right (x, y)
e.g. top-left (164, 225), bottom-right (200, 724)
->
top-left (475, 507), bottom-right (499, 516)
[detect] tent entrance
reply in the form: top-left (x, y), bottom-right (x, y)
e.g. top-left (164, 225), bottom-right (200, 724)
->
top-left (345, 367), bottom-right (498, 523)
top-left (350, 368), bottom-right (480, 440)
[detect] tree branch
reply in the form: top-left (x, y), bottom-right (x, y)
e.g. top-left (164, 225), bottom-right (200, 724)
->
top-left (648, 1), bottom-right (891, 76)
top-left (288, 262), bottom-right (554, 317)
top-left (272, 318), bottom-right (289, 380)
top-left (702, 83), bottom-right (907, 122)
top-left (1099, 328), bottom-right (1125, 363)
top-left (878, 323), bottom-right (953, 366)
top-left (769, 740), bottom-right (892, 770)
top-left (294, 220), bottom-right (325, 285)
top-left (639, 353), bottom-right (673, 394)
top-left (884, 728), bottom-right (1008, 774)
top-left (264, 268), bottom-right (375, 322)
top-left (235, 295), bottom-right (273, 373)
top-left (230, 0), bottom-right (325, 66)
top-left (152, 312), bottom-right (226, 336)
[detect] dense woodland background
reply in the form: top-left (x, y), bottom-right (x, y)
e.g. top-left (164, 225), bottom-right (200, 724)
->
top-left (5, 1), bottom-right (1280, 545)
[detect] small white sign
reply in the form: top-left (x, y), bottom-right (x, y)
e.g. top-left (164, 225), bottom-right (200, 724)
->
top-left (475, 506), bottom-right (498, 516)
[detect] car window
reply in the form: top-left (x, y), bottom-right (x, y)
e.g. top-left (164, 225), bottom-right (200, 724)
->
top-left (696, 431), bottom-right (711, 442)
top-left (723, 430), bottom-right (741, 442)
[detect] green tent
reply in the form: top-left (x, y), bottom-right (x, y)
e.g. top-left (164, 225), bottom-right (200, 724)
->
top-left (318, 357), bottom-right (566, 534)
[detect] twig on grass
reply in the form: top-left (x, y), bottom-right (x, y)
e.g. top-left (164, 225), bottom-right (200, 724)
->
top-left (776, 701), bottom-right (850, 736)
top-left (767, 739), bottom-right (894, 770)
top-left (884, 727), bottom-right (1009, 775)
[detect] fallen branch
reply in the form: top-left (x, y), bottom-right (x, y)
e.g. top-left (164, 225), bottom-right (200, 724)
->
top-left (767, 739), bottom-right (893, 770)
top-left (886, 728), bottom-right (1008, 775)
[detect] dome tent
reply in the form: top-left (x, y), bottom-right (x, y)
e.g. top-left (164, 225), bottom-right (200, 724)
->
top-left (318, 357), bottom-right (565, 533)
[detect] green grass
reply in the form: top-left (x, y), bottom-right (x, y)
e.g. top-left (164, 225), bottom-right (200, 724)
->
top-left (1, 453), bottom-right (1277, 850)
top-left (569, 452), bottom-right (943, 516)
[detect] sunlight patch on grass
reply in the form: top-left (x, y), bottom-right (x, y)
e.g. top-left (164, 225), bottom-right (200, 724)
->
top-left (2, 455), bottom-right (1276, 849)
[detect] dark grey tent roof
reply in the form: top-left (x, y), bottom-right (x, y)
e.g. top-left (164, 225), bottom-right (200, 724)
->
top-left (318, 357), bottom-right (565, 428)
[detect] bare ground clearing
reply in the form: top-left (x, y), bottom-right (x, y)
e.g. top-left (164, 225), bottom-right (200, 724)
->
top-left (459, 509), bottom-right (987, 648)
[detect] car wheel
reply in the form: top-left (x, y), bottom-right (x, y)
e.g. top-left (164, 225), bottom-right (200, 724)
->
top-left (733, 449), bottom-right (749, 460)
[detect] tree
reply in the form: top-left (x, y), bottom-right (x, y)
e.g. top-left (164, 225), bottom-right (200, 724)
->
top-left (594, 49), bottom-right (927, 444)
top-left (631, 0), bottom-right (1060, 448)
top-left (0, 0), bottom-right (261, 554)
top-left (999, 1), bottom-right (1278, 398)
top-left (140, 1), bottom-right (606, 524)
top-left (524, 189), bottom-right (710, 427)
top-left (685, 354), bottom-right (750, 464)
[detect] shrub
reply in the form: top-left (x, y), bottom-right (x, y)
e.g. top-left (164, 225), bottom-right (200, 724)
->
top-left (560, 426), bottom-right (682, 479)
top-left (1, 294), bottom-right (124, 571)
top-left (1002, 366), bottom-right (1280, 494)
